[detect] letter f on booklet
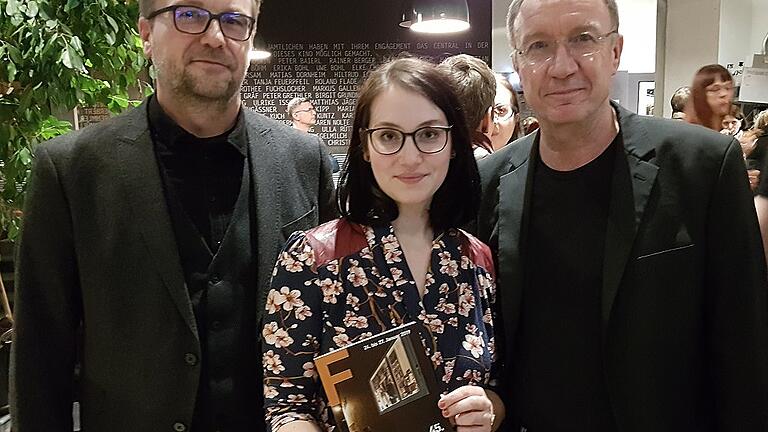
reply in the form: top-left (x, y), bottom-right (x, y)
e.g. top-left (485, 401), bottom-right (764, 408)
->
top-left (314, 322), bottom-right (452, 431)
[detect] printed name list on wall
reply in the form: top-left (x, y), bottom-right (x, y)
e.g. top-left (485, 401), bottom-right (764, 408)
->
top-left (243, 0), bottom-right (492, 151)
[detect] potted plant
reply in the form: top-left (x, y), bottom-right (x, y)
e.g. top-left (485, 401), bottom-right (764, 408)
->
top-left (0, 0), bottom-right (150, 242)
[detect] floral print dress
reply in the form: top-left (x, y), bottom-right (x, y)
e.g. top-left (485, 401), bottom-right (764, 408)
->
top-left (262, 222), bottom-right (497, 431)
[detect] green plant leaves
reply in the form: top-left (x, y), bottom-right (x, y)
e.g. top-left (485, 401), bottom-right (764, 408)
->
top-left (106, 15), bottom-right (118, 33)
top-left (7, 45), bottom-right (21, 64)
top-left (25, 1), bottom-right (38, 18)
top-left (6, 63), bottom-right (16, 82)
top-left (0, 0), bottom-right (152, 240)
top-left (64, 0), bottom-right (80, 13)
top-left (4, 0), bottom-right (19, 16)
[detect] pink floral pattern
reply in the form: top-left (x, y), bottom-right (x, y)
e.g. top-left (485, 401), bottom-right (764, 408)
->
top-left (262, 223), bottom-right (497, 431)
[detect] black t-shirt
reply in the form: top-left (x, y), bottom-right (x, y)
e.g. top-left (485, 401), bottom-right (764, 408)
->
top-left (510, 137), bottom-right (620, 431)
top-left (148, 96), bottom-right (246, 250)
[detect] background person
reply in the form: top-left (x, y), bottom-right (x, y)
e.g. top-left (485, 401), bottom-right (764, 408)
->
top-left (670, 86), bottom-right (690, 120)
top-left (287, 97), bottom-right (339, 173)
top-left (287, 97), bottom-right (318, 133)
top-left (490, 73), bottom-right (522, 150)
top-left (685, 64), bottom-right (735, 131)
top-left (750, 110), bottom-right (768, 260)
top-left (721, 103), bottom-right (747, 139)
top-left (262, 57), bottom-right (503, 432)
top-left (743, 109), bottom-right (768, 190)
top-left (438, 54), bottom-right (497, 159)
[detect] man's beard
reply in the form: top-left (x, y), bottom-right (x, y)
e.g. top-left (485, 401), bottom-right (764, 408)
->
top-left (155, 55), bottom-right (243, 108)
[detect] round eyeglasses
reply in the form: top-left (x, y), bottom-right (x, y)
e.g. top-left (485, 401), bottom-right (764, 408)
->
top-left (512, 30), bottom-right (618, 66)
top-left (145, 5), bottom-right (256, 41)
top-left (493, 103), bottom-right (518, 122)
top-left (361, 125), bottom-right (452, 155)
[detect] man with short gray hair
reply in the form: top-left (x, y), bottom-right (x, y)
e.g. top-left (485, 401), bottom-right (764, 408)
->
top-left (670, 86), bottom-right (690, 120)
top-left (287, 96), bottom-right (317, 132)
top-left (477, 0), bottom-right (768, 430)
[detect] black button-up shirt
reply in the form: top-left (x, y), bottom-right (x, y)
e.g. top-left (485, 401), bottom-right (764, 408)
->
top-left (148, 96), bottom-right (246, 250)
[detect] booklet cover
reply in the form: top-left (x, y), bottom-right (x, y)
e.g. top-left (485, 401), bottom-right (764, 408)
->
top-left (314, 321), bottom-right (452, 432)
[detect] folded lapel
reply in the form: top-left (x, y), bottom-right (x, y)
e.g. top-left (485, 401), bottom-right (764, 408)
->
top-left (495, 136), bottom-right (536, 343)
top-left (113, 105), bottom-right (198, 338)
top-left (243, 111), bottom-right (282, 319)
top-left (601, 104), bottom-right (659, 327)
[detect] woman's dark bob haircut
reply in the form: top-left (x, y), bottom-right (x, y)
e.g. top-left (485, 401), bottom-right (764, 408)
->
top-left (336, 57), bottom-right (480, 231)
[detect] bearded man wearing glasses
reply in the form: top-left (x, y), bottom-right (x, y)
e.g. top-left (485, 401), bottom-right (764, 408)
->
top-left (10, 0), bottom-right (336, 431)
top-left (475, 0), bottom-right (768, 430)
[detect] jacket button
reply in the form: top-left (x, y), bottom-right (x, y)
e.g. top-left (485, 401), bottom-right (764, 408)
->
top-left (173, 422), bottom-right (187, 432)
top-left (184, 353), bottom-right (198, 366)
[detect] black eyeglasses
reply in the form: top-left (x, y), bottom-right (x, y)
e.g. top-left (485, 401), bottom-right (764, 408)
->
top-left (146, 5), bottom-right (256, 41)
top-left (361, 125), bottom-right (452, 155)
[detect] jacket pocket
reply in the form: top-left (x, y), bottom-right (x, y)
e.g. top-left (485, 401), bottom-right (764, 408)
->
top-left (281, 205), bottom-right (317, 239)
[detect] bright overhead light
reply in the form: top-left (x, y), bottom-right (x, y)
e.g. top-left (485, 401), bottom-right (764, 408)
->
top-left (400, 0), bottom-right (470, 34)
top-left (410, 18), bottom-right (470, 33)
top-left (249, 34), bottom-right (271, 62)
top-left (248, 50), bottom-right (271, 61)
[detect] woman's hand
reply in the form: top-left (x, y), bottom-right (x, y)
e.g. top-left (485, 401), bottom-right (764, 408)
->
top-left (438, 385), bottom-right (495, 432)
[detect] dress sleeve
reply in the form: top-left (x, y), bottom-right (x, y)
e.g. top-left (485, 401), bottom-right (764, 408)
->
top-left (262, 231), bottom-right (327, 430)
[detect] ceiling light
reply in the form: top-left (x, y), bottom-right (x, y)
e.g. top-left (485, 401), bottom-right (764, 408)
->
top-left (400, 0), bottom-right (470, 34)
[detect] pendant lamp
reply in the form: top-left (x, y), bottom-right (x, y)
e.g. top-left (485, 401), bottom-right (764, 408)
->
top-left (399, 0), bottom-right (470, 34)
top-left (249, 34), bottom-right (272, 61)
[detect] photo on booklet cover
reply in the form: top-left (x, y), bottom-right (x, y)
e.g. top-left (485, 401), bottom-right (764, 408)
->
top-left (368, 334), bottom-right (429, 414)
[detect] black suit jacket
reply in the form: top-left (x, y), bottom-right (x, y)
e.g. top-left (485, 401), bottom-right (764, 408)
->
top-left (477, 104), bottom-right (768, 431)
top-left (10, 100), bottom-right (337, 431)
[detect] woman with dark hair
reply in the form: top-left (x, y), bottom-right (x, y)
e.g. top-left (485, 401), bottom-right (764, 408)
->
top-left (490, 73), bottom-right (522, 151)
top-left (262, 57), bottom-right (502, 432)
top-left (720, 104), bottom-right (747, 139)
top-left (686, 64), bottom-right (735, 131)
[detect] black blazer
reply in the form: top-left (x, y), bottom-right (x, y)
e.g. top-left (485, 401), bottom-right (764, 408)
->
top-left (476, 104), bottom-right (768, 431)
top-left (10, 100), bottom-right (337, 431)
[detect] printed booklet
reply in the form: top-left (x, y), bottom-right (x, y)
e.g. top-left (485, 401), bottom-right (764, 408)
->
top-left (314, 321), bottom-right (452, 432)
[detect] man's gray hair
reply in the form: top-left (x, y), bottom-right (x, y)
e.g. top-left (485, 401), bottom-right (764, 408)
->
top-left (670, 86), bottom-right (691, 114)
top-left (287, 97), bottom-right (312, 119)
top-left (506, 0), bottom-right (619, 47)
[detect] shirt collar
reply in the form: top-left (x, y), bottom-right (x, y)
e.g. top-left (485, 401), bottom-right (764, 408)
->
top-left (147, 94), bottom-right (247, 156)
